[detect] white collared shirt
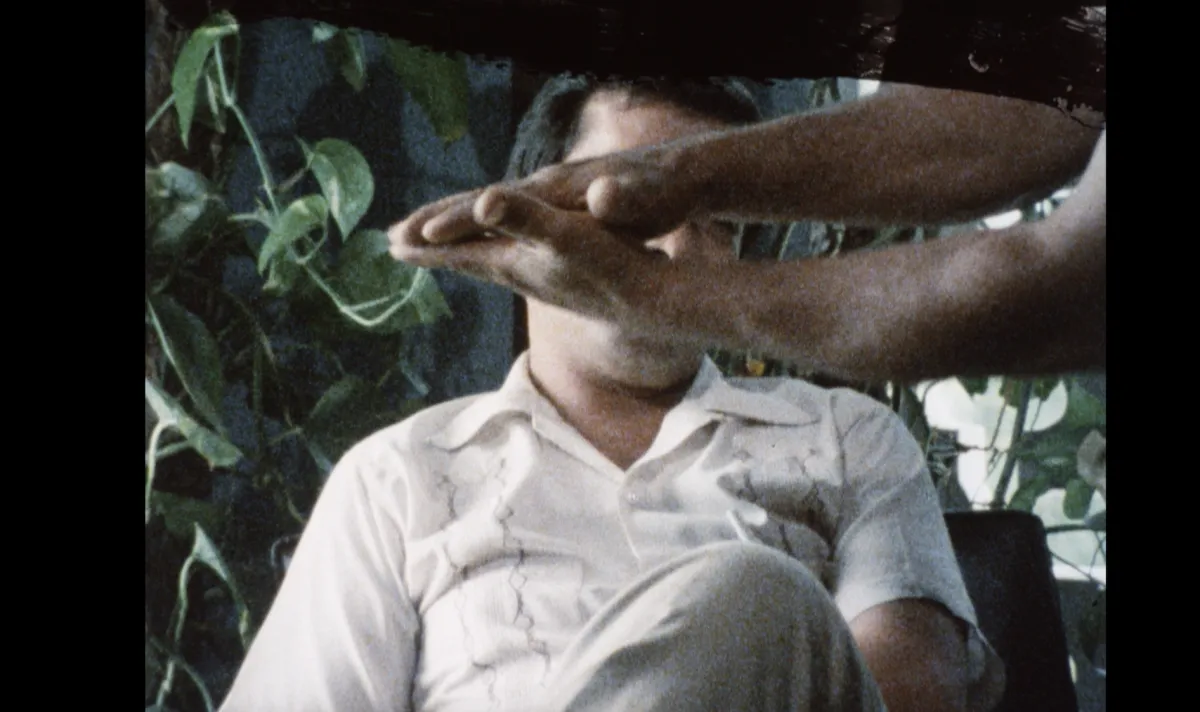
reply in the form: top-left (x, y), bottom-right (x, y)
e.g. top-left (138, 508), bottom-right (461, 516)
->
top-left (223, 353), bottom-right (1000, 712)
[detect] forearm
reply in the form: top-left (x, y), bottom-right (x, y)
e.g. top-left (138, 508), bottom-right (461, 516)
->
top-left (666, 84), bottom-right (1100, 227)
top-left (849, 600), bottom-right (970, 712)
top-left (661, 217), bottom-right (1104, 382)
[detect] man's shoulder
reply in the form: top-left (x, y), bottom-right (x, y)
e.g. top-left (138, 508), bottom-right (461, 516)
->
top-left (723, 374), bottom-right (892, 424)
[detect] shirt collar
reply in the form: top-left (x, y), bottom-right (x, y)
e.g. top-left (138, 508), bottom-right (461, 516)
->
top-left (427, 352), bottom-right (818, 451)
top-left (681, 356), bottom-right (818, 426)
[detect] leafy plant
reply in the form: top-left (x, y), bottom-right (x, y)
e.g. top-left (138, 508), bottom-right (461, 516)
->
top-left (145, 12), bottom-right (464, 710)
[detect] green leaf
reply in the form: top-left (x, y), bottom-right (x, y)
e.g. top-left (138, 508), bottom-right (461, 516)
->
top-left (1014, 424), bottom-right (1094, 467)
top-left (332, 229), bottom-right (451, 332)
top-left (153, 491), bottom-right (224, 540)
top-left (182, 525), bottom-right (253, 651)
top-left (1060, 377), bottom-right (1107, 431)
top-left (303, 384), bottom-right (428, 472)
top-left (147, 294), bottom-right (226, 432)
top-left (386, 38), bottom-right (470, 144)
top-left (301, 139), bottom-right (374, 239)
top-left (263, 254), bottom-right (304, 296)
top-left (328, 29), bottom-right (368, 92)
top-left (1008, 476), bottom-right (1053, 512)
top-left (257, 195), bottom-right (329, 274)
top-left (311, 21), bottom-right (338, 43)
top-left (1018, 456), bottom-right (1079, 489)
top-left (1063, 478), bottom-right (1095, 519)
top-left (145, 380), bottom-right (243, 469)
top-left (1031, 377), bottom-right (1062, 401)
top-left (397, 359), bottom-right (430, 398)
top-left (146, 163), bottom-right (228, 258)
top-left (958, 377), bottom-right (989, 396)
top-left (996, 376), bottom-right (1060, 405)
top-left (999, 378), bottom-right (1030, 408)
top-left (171, 12), bottom-right (238, 149)
top-left (303, 376), bottom-right (393, 461)
top-left (201, 62), bottom-right (227, 134)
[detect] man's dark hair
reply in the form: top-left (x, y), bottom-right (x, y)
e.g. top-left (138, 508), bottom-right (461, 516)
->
top-left (506, 74), bottom-right (762, 181)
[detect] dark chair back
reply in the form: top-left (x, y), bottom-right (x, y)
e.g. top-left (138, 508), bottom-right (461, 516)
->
top-left (945, 511), bottom-right (1078, 712)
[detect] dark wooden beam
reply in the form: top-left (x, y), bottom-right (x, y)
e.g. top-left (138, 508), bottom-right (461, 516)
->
top-left (157, 1), bottom-right (1106, 119)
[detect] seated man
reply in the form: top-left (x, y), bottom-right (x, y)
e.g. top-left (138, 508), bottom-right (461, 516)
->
top-left (221, 74), bottom-right (1005, 712)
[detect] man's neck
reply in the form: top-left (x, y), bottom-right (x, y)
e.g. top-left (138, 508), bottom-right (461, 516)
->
top-left (527, 346), bottom-right (701, 471)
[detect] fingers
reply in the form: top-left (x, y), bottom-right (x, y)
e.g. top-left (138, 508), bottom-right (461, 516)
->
top-left (473, 186), bottom-right (582, 248)
top-left (511, 162), bottom-right (595, 211)
top-left (390, 189), bottom-right (485, 249)
top-left (389, 231), bottom-right (522, 291)
top-left (421, 198), bottom-right (486, 244)
top-left (519, 160), bottom-right (660, 233)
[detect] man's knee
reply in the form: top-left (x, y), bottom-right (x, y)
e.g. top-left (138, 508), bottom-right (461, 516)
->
top-left (681, 542), bottom-right (830, 620)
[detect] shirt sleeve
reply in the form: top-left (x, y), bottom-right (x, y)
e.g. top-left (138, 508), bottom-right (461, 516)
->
top-left (826, 392), bottom-right (1006, 710)
top-left (220, 445), bottom-right (420, 712)
top-left (827, 390), bottom-right (979, 634)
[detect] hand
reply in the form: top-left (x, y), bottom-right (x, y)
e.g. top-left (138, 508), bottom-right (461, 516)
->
top-left (387, 184), bottom-right (734, 335)
top-left (389, 185), bottom-right (663, 324)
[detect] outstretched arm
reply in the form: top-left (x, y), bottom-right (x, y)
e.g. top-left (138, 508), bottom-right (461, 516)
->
top-left (391, 132), bottom-right (1104, 381)
top-left (400, 83), bottom-right (1101, 244)
top-left (690, 131), bottom-right (1106, 380)
top-left (591, 82), bottom-right (1101, 229)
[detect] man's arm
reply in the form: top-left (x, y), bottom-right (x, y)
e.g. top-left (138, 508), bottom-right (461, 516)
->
top-left (393, 131), bottom-right (1104, 381)
top-left (849, 599), bottom-right (971, 712)
top-left (673, 131), bottom-right (1105, 380)
top-left (829, 391), bottom-right (1002, 712)
top-left (655, 82), bottom-right (1102, 227)
top-left (404, 83), bottom-right (1101, 245)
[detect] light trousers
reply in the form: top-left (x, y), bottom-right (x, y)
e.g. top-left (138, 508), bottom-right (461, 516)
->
top-left (540, 541), bottom-right (888, 712)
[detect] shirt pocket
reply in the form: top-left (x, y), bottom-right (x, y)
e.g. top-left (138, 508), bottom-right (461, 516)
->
top-left (716, 454), bottom-right (841, 586)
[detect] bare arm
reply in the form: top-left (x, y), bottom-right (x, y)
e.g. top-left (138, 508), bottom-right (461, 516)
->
top-left (662, 83), bottom-right (1102, 227)
top-left (406, 84), bottom-right (1102, 245)
top-left (391, 128), bottom-right (1105, 381)
top-left (661, 132), bottom-right (1106, 380)
top-left (831, 394), bottom-right (991, 712)
top-left (849, 599), bottom-right (970, 712)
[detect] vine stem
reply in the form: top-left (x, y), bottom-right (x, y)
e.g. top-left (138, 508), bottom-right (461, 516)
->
top-left (145, 95), bottom-right (176, 135)
top-left (146, 420), bottom-right (172, 525)
top-left (230, 103), bottom-right (280, 216)
top-left (149, 635), bottom-right (216, 712)
top-left (990, 381), bottom-right (1032, 510)
top-left (1051, 551), bottom-right (1105, 588)
top-left (299, 256), bottom-right (436, 329)
top-left (206, 31), bottom-right (281, 216)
